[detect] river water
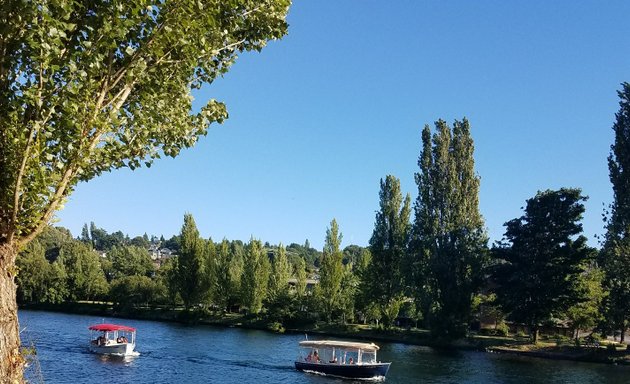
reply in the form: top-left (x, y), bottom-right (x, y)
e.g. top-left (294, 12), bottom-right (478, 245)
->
top-left (18, 310), bottom-right (629, 383)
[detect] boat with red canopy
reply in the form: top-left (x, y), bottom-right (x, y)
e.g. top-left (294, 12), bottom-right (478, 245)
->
top-left (88, 323), bottom-right (137, 356)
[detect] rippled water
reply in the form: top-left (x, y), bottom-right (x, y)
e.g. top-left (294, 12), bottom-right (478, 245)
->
top-left (18, 310), bottom-right (630, 383)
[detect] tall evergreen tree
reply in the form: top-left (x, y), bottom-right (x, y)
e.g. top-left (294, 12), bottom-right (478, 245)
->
top-left (410, 119), bottom-right (488, 338)
top-left (241, 238), bottom-right (270, 314)
top-left (176, 214), bottom-right (206, 310)
top-left (80, 224), bottom-right (91, 244)
top-left (317, 219), bottom-right (344, 322)
top-left (367, 175), bottom-right (411, 327)
top-left (493, 188), bottom-right (594, 342)
top-left (601, 82), bottom-right (630, 341)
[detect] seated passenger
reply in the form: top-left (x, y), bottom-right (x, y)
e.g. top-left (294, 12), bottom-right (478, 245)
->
top-left (348, 357), bottom-right (354, 364)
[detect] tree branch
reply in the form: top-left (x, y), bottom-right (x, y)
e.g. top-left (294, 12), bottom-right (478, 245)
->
top-left (18, 164), bottom-right (75, 247)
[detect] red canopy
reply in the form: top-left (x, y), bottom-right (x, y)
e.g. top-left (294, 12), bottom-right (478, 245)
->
top-left (88, 324), bottom-right (136, 332)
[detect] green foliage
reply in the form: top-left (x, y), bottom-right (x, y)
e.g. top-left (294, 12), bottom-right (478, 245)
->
top-left (30, 226), bottom-right (74, 261)
top-left (269, 244), bottom-right (291, 299)
top-left (176, 214), bottom-right (206, 309)
top-left (16, 241), bottom-right (68, 304)
top-left (366, 175), bottom-right (411, 327)
top-left (316, 219), bottom-right (344, 322)
top-left (601, 83), bottom-right (630, 341)
top-left (364, 302), bottom-right (382, 326)
top-left (287, 241), bottom-right (321, 269)
top-left (293, 256), bottom-right (307, 297)
top-left (57, 241), bottom-right (108, 301)
top-left (411, 119), bottom-right (488, 338)
top-left (201, 237), bottom-right (216, 306)
top-left (493, 188), bottom-right (594, 342)
top-left (495, 322), bottom-right (509, 337)
top-left (241, 238), bottom-right (270, 314)
top-left (88, 223), bottom-right (127, 251)
top-left (338, 263), bottom-right (358, 324)
top-left (599, 236), bottom-right (630, 339)
top-left (0, 1), bottom-right (291, 246)
top-left (110, 275), bottom-right (165, 309)
top-left (212, 239), bottom-right (232, 310)
top-left (107, 245), bottom-right (154, 280)
top-left (157, 257), bottom-right (180, 306)
top-left (566, 266), bottom-right (605, 339)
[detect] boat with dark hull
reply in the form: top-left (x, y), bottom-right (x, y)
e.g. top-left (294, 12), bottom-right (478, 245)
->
top-left (295, 340), bottom-right (391, 380)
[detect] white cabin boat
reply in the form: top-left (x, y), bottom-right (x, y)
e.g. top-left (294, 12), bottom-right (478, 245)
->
top-left (88, 323), bottom-right (137, 356)
top-left (295, 339), bottom-right (391, 380)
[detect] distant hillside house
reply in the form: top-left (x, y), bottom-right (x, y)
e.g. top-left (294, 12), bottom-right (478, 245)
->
top-left (287, 278), bottom-right (318, 293)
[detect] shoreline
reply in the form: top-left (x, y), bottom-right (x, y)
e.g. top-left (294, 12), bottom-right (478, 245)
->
top-left (19, 302), bottom-right (630, 366)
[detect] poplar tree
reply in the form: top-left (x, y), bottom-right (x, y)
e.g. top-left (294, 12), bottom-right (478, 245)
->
top-left (269, 244), bottom-right (290, 298)
top-left (241, 238), bottom-right (270, 314)
top-left (201, 237), bottom-right (216, 306)
top-left (228, 241), bottom-right (245, 308)
top-left (0, 1), bottom-right (290, 379)
top-left (176, 214), bottom-right (205, 310)
top-left (410, 119), bottom-right (488, 338)
top-left (294, 257), bottom-right (307, 297)
top-left (317, 219), bottom-right (344, 322)
top-left (367, 175), bottom-right (411, 327)
top-left (601, 82), bottom-right (630, 341)
top-left (213, 239), bottom-right (232, 311)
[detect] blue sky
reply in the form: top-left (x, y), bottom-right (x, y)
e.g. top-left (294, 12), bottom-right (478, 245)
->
top-left (57, 1), bottom-right (630, 250)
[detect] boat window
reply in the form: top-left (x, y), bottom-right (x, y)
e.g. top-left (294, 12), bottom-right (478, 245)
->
top-left (361, 351), bottom-right (376, 364)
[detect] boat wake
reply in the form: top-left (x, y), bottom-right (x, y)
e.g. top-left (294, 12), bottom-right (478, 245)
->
top-left (302, 370), bottom-right (386, 382)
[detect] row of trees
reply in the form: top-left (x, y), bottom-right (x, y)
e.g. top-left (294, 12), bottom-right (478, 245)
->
top-left (16, 83), bottom-right (630, 343)
top-left (16, 85), bottom-right (630, 344)
top-left (326, 85), bottom-right (630, 342)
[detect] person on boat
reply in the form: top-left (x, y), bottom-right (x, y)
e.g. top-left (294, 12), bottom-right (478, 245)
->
top-left (313, 350), bottom-right (320, 363)
top-left (348, 357), bottom-right (354, 364)
top-left (306, 352), bottom-right (312, 362)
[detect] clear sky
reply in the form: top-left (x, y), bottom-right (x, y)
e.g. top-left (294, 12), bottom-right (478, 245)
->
top-left (57, 1), bottom-right (630, 250)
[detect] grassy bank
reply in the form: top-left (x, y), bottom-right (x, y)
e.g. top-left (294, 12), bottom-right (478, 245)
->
top-left (19, 302), bottom-right (630, 366)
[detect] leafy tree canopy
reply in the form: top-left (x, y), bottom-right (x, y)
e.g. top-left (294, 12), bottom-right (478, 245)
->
top-left (0, 0), bottom-right (290, 246)
top-left (493, 188), bottom-right (594, 342)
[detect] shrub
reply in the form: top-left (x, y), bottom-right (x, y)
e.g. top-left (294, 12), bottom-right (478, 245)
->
top-left (496, 322), bottom-right (509, 337)
top-left (267, 322), bottom-right (285, 333)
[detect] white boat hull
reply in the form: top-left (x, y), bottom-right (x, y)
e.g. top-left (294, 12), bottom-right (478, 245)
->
top-left (89, 342), bottom-right (136, 356)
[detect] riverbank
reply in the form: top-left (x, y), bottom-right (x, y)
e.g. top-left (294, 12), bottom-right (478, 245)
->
top-left (19, 302), bottom-right (630, 366)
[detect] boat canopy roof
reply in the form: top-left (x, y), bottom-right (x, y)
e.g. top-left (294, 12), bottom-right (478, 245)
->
top-left (88, 324), bottom-right (136, 332)
top-left (299, 340), bottom-right (379, 351)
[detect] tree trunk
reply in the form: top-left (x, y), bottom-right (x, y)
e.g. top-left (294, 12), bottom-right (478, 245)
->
top-left (621, 326), bottom-right (626, 343)
top-left (531, 325), bottom-right (539, 343)
top-left (0, 242), bottom-right (24, 383)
